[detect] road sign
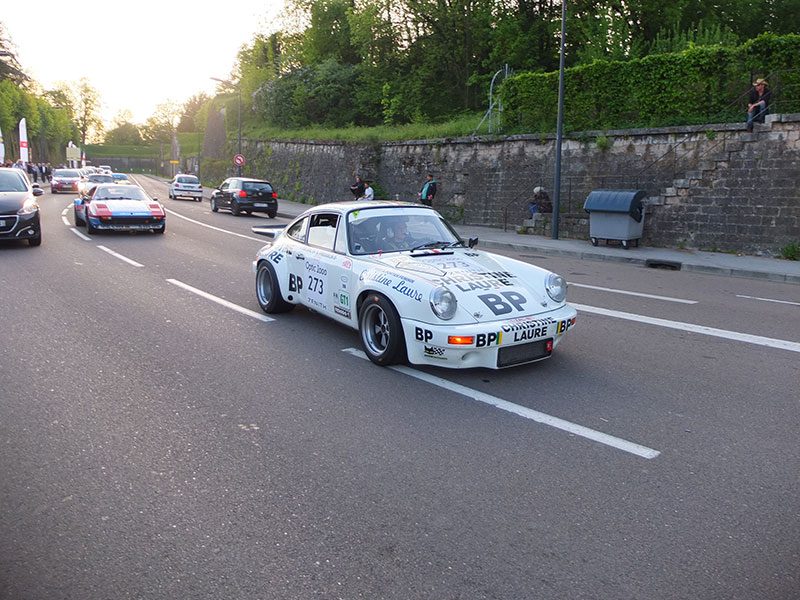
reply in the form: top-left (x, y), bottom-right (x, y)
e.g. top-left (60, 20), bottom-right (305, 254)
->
top-left (233, 153), bottom-right (246, 167)
top-left (169, 160), bottom-right (180, 164)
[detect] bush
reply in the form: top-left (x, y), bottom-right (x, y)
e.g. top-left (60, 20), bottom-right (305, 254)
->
top-left (780, 242), bottom-right (800, 261)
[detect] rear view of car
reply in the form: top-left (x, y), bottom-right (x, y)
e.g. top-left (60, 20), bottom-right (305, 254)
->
top-left (169, 174), bottom-right (203, 202)
top-left (0, 167), bottom-right (44, 246)
top-left (51, 169), bottom-right (82, 194)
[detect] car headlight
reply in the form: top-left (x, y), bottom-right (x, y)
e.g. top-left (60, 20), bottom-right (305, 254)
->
top-left (17, 198), bottom-right (39, 216)
top-left (545, 273), bottom-right (567, 303)
top-left (430, 286), bottom-right (457, 320)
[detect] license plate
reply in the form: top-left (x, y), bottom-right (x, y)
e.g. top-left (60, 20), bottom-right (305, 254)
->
top-left (253, 203), bottom-right (267, 207)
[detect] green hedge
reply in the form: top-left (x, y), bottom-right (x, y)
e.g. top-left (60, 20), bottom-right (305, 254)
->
top-left (501, 34), bottom-right (800, 133)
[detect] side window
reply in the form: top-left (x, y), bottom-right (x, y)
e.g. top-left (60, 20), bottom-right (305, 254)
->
top-left (307, 213), bottom-right (339, 250)
top-left (220, 180), bottom-right (230, 191)
top-left (286, 217), bottom-right (309, 242)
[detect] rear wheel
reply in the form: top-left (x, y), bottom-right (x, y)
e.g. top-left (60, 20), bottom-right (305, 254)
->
top-left (267, 209), bottom-right (277, 219)
top-left (358, 294), bottom-right (406, 366)
top-left (621, 240), bottom-right (630, 249)
top-left (590, 237), bottom-right (599, 246)
top-left (231, 200), bottom-right (241, 216)
top-left (255, 261), bottom-right (294, 313)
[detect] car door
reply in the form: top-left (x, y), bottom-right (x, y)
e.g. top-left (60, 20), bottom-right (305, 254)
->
top-left (213, 179), bottom-right (230, 208)
top-left (300, 212), bottom-right (345, 319)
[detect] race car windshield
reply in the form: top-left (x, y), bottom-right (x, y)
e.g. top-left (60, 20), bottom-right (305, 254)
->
top-left (94, 186), bottom-right (149, 201)
top-left (347, 208), bottom-right (460, 255)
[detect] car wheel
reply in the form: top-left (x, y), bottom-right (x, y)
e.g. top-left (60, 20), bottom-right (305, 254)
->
top-left (590, 237), bottom-right (599, 247)
top-left (211, 197), bottom-right (219, 212)
top-left (358, 293), bottom-right (406, 366)
top-left (196, 197), bottom-right (202, 202)
top-left (28, 233), bottom-right (42, 247)
top-left (621, 240), bottom-right (630, 249)
top-left (154, 224), bottom-right (165, 234)
top-left (86, 218), bottom-right (97, 234)
top-left (255, 261), bottom-right (294, 313)
top-left (231, 200), bottom-right (241, 216)
top-left (267, 209), bottom-right (277, 219)
top-left (168, 192), bottom-right (173, 199)
top-left (74, 208), bottom-right (84, 226)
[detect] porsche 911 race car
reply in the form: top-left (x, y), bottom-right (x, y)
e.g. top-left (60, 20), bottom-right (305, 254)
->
top-left (74, 183), bottom-right (166, 234)
top-left (252, 201), bottom-right (576, 369)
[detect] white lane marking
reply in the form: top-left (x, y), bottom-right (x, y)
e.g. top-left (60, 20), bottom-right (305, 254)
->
top-left (60, 206), bottom-right (70, 225)
top-left (164, 208), bottom-right (265, 242)
top-left (571, 303), bottom-right (800, 353)
top-left (166, 279), bottom-right (274, 322)
top-left (342, 348), bottom-right (660, 460)
top-left (570, 283), bottom-right (697, 304)
top-left (70, 228), bottom-right (91, 241)
top-left (96, 245), bottom-right (144, 268)
top-left (736, 294), bottom-right (800, 307)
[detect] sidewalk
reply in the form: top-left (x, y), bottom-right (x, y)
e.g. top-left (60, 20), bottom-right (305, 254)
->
top-left (273, 198), bottom-right (800, 285)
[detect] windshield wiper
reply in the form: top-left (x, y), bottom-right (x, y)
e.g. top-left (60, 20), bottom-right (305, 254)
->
top-left (411, 240), bottom-right (457, 251)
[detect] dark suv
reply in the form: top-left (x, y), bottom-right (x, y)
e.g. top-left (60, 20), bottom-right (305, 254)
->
top-left (0, 167), bottom-right (44, 247)
top-left (210, 178), bottom-right (278, 218)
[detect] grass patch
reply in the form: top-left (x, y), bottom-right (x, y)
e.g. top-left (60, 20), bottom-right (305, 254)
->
top-left (245, 112), bottom-right (490, 143)
top-left (86, 144), bottom-right (159, 158)
top-left (780, 242), bottom-right (800, 260)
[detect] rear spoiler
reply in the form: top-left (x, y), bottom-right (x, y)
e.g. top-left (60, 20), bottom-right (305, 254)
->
top-left (252, 225), bottom-right (286, 239)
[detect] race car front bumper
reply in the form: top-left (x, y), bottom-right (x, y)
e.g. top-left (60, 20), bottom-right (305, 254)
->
top-left (402, 304), bottom-right (577, 369)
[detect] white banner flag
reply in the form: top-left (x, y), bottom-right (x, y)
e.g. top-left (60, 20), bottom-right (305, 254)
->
top-left (19, 118), bottom-right (29, 163)
top-left (0, 126), bottom-right (5, 164)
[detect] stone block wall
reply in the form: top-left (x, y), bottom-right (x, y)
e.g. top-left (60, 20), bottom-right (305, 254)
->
top-left (227, 115), bottom-right (800, 256)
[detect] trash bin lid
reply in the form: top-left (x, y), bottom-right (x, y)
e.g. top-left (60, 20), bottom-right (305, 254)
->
top-left (583, 189), bottom-right (645, 222)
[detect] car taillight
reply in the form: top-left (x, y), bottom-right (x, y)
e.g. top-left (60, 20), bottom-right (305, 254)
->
top-left (272, 192), bottom-right (277, 199)
top-left (239, 190), bottom-right (247, 198)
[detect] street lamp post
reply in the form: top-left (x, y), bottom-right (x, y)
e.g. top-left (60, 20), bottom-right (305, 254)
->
top-left (211, 77), bottom-right (242, 176)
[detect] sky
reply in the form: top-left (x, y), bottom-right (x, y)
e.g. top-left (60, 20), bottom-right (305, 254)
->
top-left (1, 0), bottom-right (285, 126)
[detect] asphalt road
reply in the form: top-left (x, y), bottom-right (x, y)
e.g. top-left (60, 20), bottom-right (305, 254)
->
top-left (1, 176), bottom-right (798, 600)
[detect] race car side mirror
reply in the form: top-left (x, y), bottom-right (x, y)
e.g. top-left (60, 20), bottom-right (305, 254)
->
top-left (468, 237), bottom-right (479, 248)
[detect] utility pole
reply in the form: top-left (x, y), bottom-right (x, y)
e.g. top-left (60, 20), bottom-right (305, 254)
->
top-left (211, 77), bottom-right (242, 176)
top-left (552, 0), bottom-right (567, 240)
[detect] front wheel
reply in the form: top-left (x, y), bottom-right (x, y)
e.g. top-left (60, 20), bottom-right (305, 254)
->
top-left (211, 197), bottom-right (219, 212)
top-left (621, 240), bottom-right (630, 249)
top-left (74, 208), bottom-right (85, 226)
top-left (358, 294), bottom-right (406, 366)
top-left (86, 218), bottom-right (97, 234)
top-left (590, 237), bottom-right (599, 247)
top-left (256, 261), bottom-right (294, 313)
top-left (28, 234), bottom-right (42, 247)
top-left (154, 224), bottom-right (165, 234)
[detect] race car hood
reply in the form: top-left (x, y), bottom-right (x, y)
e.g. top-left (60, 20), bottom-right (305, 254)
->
top-left (374, 249), bottom-right (557, 320)
top-left (89, 200), bottom-right (157, 216)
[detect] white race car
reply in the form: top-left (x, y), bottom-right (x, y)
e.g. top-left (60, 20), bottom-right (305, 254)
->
top-left (252, 201), bottom-right (577, 369)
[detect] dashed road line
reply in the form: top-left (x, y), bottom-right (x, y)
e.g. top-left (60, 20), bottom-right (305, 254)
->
top-left (97, 245), bottom-right (144, 267)
top-left (570, 283), bottom-right (697, 304)
top-left (164, 208), bottom-right (265, 242)
top-left (572, 302), bottom-right (800, 353)
top-left (342, 348), bottom-right (660, 459)
top-left (736, 294), bottom-right (800, 307)
top-left (166, 279), bottom-right (274, 322)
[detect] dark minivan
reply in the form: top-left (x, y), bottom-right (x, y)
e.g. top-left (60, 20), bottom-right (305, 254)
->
top-left (0, 167), bottom-right (44, 247)
top-left (210, 177), bottom-right (278, 218)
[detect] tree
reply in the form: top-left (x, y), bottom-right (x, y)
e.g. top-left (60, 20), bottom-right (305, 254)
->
top-left (74, 78), bottom-right (104, 146)
top-left (141, 101), bottom-right (181, 143)
top-left (0, 22), bottom-right (28, 84)
top-left (177, 93), bottom-right (210, 132)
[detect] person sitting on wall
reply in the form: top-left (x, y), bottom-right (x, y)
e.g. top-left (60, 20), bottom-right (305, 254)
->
top-left (746, 78), bottom-right (771, 132)
top-left (527, 186), bottom-right (552, 219)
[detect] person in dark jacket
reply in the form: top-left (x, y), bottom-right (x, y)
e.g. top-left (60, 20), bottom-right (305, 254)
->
top-left (350, 176), bottom-right (366, 199)
top-left (418, 173), bottom-right (437, 206)
top-left (746, 78), bottom-right (771, 131)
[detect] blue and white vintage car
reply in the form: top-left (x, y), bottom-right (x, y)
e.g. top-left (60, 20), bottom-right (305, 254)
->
top-left (253, 201), bottom-right (577, 369)
top-left (74, 184), bottom-right (166, 234)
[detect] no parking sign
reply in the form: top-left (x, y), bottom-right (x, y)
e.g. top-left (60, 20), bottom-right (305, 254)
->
top-left (233, 153), bottom-right (246, 167)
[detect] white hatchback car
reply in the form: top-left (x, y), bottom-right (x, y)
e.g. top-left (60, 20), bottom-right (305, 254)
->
top-left (169, 174), bottom-right (203, 202)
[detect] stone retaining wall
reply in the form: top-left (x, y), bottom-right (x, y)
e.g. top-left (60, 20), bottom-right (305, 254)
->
top-left (221, 115), bottom-right (800, 256)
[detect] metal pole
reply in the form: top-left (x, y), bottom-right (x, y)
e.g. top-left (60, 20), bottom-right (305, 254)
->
top-left (237, 86), bottom-right (242, 176)
top-left (551, 0), bottom-right (567, 240)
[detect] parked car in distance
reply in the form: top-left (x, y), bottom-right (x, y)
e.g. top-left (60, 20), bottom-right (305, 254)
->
top-left (252, 201), bottom-right (577, 369)
top-left (74, 183), bottom-right (165, 234)
top-left (0, 167), bottom-right (44, 246)
top-left (169, 174), bottom-right (203, 201)
top-left (50, 168), bottom-right (82, 194)
top-left (211, 177), bottom-right (277, 217)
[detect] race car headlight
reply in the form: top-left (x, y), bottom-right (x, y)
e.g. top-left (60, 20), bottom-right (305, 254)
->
top-left (430, 286), bottom-right (457, 320)
top-left (545, 273), bottom-right (567, 303)
top-left (17, 198), bottom-right (39, 215)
